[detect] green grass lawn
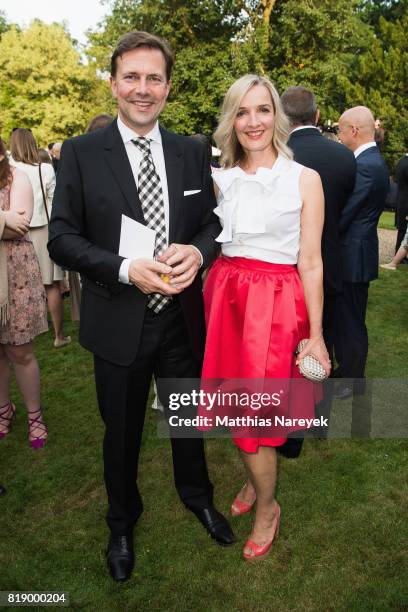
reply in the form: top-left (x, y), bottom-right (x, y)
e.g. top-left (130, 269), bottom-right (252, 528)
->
top-left (1, 270), bottom-right (407, 612)
top-left (378, 211), bottom-right (396, 231)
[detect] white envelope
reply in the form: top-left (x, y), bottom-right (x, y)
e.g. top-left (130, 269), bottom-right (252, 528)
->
top-left (184, 189), bottom-right (201, 196)
top-left (119, 214), bottom-right (156, 260)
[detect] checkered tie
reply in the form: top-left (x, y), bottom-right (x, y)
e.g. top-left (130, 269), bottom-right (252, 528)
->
top-left (132, 137), bottom-right (170, 313)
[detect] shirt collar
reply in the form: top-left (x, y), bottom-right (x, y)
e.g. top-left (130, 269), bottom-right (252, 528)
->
top-left (291, 125), bottom-right (320, 134)
top-left (116, 115), bottom-right (162, 145)
top-left (354, 142), bottom-right (377, 158)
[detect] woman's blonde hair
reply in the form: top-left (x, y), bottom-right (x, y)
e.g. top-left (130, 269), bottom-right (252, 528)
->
top-left (9, 128), bottom-right (39, 165)
top-left (214, 74), bottom-right (293, 168)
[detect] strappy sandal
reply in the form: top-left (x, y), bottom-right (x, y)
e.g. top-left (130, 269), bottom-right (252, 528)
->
top-left (0, 402), bottom-right (16, 440)
top-left (28, 409), bottom-right (48, 449)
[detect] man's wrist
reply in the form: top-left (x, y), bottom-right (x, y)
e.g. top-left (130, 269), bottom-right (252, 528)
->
top-left (189, 244), bottom-right (203, 267)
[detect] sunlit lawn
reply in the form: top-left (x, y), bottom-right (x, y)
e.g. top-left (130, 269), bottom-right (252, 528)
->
top-left (0, 268), bottom-right (407, 611)
top-left (378, 211), bottom-right (396, 231)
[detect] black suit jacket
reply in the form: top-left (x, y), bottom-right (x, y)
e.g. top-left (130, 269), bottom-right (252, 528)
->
top-left (288, 128), bottom-right (356, 294)
top-left (340, 146), bottom-right (389, 283)
top-left (48, 120), bottom-right (221, 366)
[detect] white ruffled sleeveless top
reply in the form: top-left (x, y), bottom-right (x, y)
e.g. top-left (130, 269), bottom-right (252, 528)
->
top-left (212, 155), bottom-right (305, 264)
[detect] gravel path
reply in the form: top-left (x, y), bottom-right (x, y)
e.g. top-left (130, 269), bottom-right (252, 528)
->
top-left (378, 228), bottom-right (397, 263)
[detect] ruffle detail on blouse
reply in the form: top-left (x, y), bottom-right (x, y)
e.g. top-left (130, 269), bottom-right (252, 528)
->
top-left (212, 157), bottom-right (290, 243)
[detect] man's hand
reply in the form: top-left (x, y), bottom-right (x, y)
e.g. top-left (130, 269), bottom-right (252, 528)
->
top-left (4, 211), bottom-right (30, 236)
top-left (158, 243), bottom-right (201, 290)
top-left (128, 258), bottom-right (182, 295)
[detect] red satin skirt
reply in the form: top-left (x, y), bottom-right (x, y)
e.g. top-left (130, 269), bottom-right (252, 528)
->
top-left (202, 256), bottom-right (317, 453)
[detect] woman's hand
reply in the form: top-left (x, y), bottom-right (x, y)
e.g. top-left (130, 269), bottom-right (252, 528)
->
top-left (4, 210), bottom-right (30, 236)
top-left (296, 336), bottom-right (331, 375)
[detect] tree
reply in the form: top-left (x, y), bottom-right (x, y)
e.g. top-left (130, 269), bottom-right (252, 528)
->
top-left (264, 0), bottom-right (374, 121)
top-left (87, 0), bottom-right (257, 134)
top-left (358, 0), bottom-right (408, 26)
top-left (87, 0), bottom-right (246, 70)
top-left (86, 0), bottom-right (407, 158)
top-left (0, 10), bottom-right (17, 38)
top-left (0, 21), bottom-right (108, 144)
top-left (355, 4), bottom-right (408, 166)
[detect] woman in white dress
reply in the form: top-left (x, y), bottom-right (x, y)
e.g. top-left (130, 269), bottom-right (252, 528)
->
top-left (201, 75), bottom-right (330, 560)
top-left (10, 129), bottom-right (70, 348)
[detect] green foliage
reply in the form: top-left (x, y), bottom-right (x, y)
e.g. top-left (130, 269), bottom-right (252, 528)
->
top-left (0, 21), bottom-right (109, 145)
top-left (0, 11), bottom-right (11, 36)
top-left (266, 0), bottom-right (373, 122)
top-left (2, 1), bottom-right (407, 160)
top-left (353, 9), bottom-right (408, 168)
top-left (378, 211), bottom-right (396, 230)
top-left (87, 0), bottom-right (245, 72)
top-left (87, 0), bottom-right (254, 136)
top-left (359, 0), bottom-right (408, 27)
top-left (87, 0), bottom-right (408, 160)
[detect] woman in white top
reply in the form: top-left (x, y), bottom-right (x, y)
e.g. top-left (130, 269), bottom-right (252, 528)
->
top-left (201, 75), bottom-right (330, 560)
top-left (10, 129), bottom-right (70, 348)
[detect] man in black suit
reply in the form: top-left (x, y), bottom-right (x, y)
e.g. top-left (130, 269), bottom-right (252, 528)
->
top-left (395, 152), bottom-right (408, 254)
top-left (336, 106), bottom-right (389, 384)
top-left (282, 87), bottom-right (356, 358)
top-left (280, 86), bottom-right (356, 446)
top-left (48, 31), bottom-right (235, 582)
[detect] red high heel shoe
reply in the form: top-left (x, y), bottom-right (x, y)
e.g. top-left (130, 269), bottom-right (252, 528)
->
top-left (230, 483), bottom-right (256, 516)
top-left (28, 409), bottom-right (48, 449)
top-left (243, 502), bottom-right (281, 561)
top-left (0, 402), bottom-right (16, 439)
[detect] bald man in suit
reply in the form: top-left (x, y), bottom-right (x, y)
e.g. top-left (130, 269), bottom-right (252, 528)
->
top-left (336, 106), bottom-right (389, 383)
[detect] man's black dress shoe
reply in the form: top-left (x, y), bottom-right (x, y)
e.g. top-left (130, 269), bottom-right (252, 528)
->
top-left (191, 507), bottom-right (236, 546)
top-left (106, 535), bottom-right (134, 582)
top-left (334, 383), bottom-right (353, 400)
top-left (0, 484), bottom-right (6, 496)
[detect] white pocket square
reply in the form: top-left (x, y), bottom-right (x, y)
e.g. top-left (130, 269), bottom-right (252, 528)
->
top-left (184, 189), bottom-right (201, 196)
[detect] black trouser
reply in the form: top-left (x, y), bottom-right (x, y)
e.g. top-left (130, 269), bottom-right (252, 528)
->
top-left (334, 282), bottom-right (369, 379)
top-left (94, 302), bottom-right (213, 535)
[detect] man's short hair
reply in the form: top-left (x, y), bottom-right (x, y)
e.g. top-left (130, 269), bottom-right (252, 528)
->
top-left (110, 30), bottom-right (174, 82)
top-left (86, 114), bottom-right (114, 133)
top-left (281, 86), bottom-right (318, 127)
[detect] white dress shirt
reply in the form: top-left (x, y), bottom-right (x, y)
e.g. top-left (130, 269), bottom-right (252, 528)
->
top-left (291, 125), bottom-right (320, 134)
top-left (354, 142), bottom-right (377, 158)
top-left (117, 116), bottom-right (170, 283)
top-left (117, 116), bottom-right (203, 283)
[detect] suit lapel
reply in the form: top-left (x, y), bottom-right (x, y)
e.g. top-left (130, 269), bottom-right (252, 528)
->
top-left (161, 127), bottom-right (184, 244)
top-left (103, 121), bottom-right (145, 223)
